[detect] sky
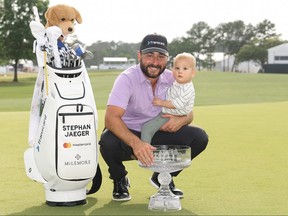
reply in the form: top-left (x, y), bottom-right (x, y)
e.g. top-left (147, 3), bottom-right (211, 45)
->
top-left (48, 0), bottom-right (288, 46)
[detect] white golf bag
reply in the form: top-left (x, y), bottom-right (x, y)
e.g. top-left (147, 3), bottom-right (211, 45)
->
top-left (24, 7), bottom-right (101, 206)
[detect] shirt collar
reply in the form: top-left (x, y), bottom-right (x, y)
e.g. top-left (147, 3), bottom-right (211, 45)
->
top-left (174, 80), bottom-right (192, 86)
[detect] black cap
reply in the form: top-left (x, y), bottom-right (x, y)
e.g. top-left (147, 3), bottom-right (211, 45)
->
top-left (140, 34), bottom-right (169, 56)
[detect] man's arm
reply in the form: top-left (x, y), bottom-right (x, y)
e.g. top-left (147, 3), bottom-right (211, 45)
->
top-left (160, 111), bottom-right (194, 132)
top-left (105, 105), bottom-right (155, 166)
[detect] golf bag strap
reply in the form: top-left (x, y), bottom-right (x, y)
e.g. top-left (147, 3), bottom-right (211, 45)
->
top-left (86, 164), bottom-right (102, 195)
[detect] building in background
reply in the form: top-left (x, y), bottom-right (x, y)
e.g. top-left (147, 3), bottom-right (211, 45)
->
top-left (98, 57), bottom-right (136, 70)
top-left (264, 43), bottom-right (288, 73)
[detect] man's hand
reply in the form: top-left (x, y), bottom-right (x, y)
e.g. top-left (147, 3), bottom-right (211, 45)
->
top-left (160, 111), bottom-right (194, 132)
top-left (132, 142), bottom-right (156, 166)
top-left (152, 97), bottom-right (162, 106)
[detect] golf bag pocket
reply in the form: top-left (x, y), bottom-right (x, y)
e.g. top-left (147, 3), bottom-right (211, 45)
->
top-left (57, 104), bottom-right (97, 180)
top-left (55, 82), bottom-right (85, 100)
top-left (50, 66), bottom-right (85, 100)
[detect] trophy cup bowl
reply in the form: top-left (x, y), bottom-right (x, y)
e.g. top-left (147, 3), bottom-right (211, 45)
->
top-left (138, 145), bottom-right (191, 211)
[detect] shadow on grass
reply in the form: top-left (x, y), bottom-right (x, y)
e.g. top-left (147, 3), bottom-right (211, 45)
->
top-left (10, 197), bottom-right (195, 215)
top-left (89, 200), bottom-right (195, 215)
top-left (10, 197), bottom-right (98, 216)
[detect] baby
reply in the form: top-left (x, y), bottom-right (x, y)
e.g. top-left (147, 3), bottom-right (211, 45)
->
top-left (141, 52), bottom-right (196, 143)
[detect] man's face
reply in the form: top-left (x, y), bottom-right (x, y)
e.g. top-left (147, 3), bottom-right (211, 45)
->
top-left (138, 52), bottom-right (168, 79)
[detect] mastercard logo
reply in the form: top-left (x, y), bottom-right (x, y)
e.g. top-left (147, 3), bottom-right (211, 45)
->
top-left (63, 143), bottom-right (72, 148)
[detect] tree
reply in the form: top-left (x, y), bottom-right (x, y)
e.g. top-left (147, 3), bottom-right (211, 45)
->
top-left (185, 22), bottom-right (217, 70)
top-left (237, 20), bottom-right (282, 72)
top-left (0, 0), bottom-right (49, 82)
top-left (215, 20), bottom-right (255, 71)
top-left (253, 19), bottom-right (278, 42)
top-left (85, 40), bottom-right (139, 67)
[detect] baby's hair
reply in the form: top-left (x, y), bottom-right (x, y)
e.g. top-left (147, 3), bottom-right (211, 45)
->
top-left (174, 52), bottom-right (196, 69)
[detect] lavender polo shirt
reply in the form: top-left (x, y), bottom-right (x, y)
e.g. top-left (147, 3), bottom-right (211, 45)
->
top-left (107, 64), bottom-right (174, 132)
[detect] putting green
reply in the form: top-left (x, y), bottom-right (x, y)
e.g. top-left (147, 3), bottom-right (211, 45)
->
top-left (1, 102), bottom-right (288, 215)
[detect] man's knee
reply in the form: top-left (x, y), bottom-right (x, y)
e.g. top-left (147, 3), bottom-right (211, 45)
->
top-left (200, 128), bottom-right (209, 148)
top-left (192, 128), bottom-right (209, 158)
top-left (99, 129), bottom-right (117, 155)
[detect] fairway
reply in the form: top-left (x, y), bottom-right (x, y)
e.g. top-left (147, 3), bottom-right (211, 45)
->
top-left (1, 102), bottom-right (288, 215)
top-left (1, 71), bottom-right (288, 215)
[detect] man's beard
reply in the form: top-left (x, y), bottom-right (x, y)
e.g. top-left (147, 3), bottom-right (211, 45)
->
top-left (140, 61), bottom-right (166, 79)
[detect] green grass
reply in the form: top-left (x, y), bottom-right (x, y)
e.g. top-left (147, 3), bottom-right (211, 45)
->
top-left (1, 70), bottom-right (288, 111)
top-left (1, 70), bottom-right (288, 215)
top-left (1, 103), bottom-right (288, 215)
top-left (193, 71), bottom-right (288, 105)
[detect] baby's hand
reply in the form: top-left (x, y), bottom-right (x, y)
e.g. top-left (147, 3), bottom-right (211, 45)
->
top-left (153, 97), bottom-right (162, 106)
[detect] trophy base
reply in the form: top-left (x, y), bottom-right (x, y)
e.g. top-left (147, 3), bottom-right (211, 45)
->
top-left (148, 194), bottom-right (181, 211)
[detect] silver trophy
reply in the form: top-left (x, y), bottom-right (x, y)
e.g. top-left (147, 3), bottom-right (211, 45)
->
top-left (138, 145), bottom-right (191, 211)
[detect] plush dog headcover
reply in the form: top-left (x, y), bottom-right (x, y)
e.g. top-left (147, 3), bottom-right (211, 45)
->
top-left (45, 4), bottom-right (82, 36)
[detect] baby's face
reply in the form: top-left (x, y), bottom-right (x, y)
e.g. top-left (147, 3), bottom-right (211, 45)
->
top-left (172, 58), bottom-right (196, 84)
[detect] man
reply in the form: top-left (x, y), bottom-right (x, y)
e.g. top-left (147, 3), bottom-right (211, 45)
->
top-left (99, 34), bottom-right (209, 201)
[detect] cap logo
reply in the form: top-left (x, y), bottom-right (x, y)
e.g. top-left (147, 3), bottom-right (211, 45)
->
top-left (147, 40), bottom-right (165, 46)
